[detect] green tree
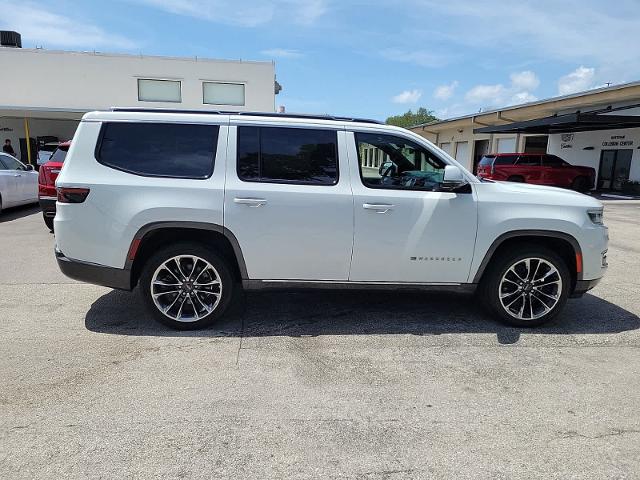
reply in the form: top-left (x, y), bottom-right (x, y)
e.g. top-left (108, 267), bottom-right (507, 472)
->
top-left (385, 107), bottom-right (439, 129)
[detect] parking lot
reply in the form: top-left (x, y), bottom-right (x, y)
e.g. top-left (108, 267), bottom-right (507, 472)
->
top-left (0, 202), bottom-right (639, 479)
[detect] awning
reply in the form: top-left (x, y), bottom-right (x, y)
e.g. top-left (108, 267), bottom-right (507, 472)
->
top-left (473, 112), bottom-right (640, 134)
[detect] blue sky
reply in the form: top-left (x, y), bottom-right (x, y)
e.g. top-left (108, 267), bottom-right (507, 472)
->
top-left (2, 0), bottom-right (639, 121)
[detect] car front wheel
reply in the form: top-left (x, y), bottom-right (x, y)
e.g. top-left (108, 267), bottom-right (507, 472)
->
top-left (480, 246), bottom-right (570, 327)
top-left (140, 242), bottom-right (235, 330)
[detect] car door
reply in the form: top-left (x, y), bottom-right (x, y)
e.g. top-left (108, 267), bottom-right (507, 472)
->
top-left (514, 155), bottom-right (543, 183)
top-left (347, 130), bottom-right (478, 284)
top-left (0, 154), bottom-right (35, 203)
top-left (224, 122), bottom-right (354, 281)
top-left (0, 154), bottom-right (21, 206)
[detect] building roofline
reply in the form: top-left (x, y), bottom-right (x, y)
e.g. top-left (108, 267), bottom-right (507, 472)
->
top-left (0, 47), bottom-right (274, 66)
top-left (412, 79), bottom-right (640, 129)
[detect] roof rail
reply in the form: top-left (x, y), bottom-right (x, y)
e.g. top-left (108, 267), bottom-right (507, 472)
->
top-left (109, 107), bottom-right (383, 125)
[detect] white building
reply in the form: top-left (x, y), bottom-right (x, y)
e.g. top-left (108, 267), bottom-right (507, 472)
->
top-left (411, 82), bottom-right (640, 192)
top-left (0, 32), bottom-right (279, 164)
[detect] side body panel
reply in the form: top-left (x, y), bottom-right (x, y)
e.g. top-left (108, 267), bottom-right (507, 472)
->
top-left (55, 115), bottom-right (228, 269)
top-left (223, 123), bottom-right (354, 280)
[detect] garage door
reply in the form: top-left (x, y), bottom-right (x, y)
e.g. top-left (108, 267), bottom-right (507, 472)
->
top-left (497, 137), bottom-right (516, 153)
top-left (455, 141), bottom-right (469, 164)
top-left (440, 142), bottom-right (452, 155)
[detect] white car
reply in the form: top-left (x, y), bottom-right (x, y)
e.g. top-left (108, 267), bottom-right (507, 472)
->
top-left (0, 153), bottom-right (39, 213)
top-left (54, 109), bottom-right (608, 330)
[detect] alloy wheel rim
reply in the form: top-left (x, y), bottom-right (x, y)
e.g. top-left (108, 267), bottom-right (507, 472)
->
top-left (150, 255), bottom-right (222, 322)
top-left (499, 257), bottom-right (562, 321)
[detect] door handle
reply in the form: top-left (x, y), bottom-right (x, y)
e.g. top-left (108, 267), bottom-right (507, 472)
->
top-left (13, 174), bottom-right (22, 177)
top-left (363, 203), bottom-right (394, 214)
top-left (234, 197), bottom-right (267, 207)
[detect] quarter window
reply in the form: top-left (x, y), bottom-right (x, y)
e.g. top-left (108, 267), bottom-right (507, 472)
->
top-left (137, 79), bottom-right (182, 103)
top-left (97, 123), bottom-right (219, 179)
top-left (356, 133), bottom-right (445, 191)
top-left (237, 126), bottom-right (338, 185)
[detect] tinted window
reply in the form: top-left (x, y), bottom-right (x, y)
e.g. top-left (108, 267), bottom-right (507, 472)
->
top-left (98, 123), bottom-right (218, 178)
top-left (516, 155), bottom-right (541, 166)
top-left (356, 133), bottom-right (446, 191)
top-left (494, 155), bottom-right (518, 165)
top-left (237, 126), bottom-right (338, 185)
top-left (50, 146), bottom-right (68, 163)
top-left (478, 155), bottom-right (495, 166)
top-left (542, 155), bottom-right (568, 166)
top-left (0, 154), bottom-right (25, 170)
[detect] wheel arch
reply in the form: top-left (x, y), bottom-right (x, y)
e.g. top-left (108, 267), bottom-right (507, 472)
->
top-left (473, 230), bottom-right (583, 286)
top-left (127, 222), bottom-right (248, 288)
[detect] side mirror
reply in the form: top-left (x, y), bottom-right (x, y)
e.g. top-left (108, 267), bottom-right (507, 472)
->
top-left (25, 164), bottom-right (34, 171)
top-left (441, 165), bottom-right (467, 191)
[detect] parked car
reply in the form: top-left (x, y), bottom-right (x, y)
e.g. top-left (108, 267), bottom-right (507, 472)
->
top-left (54, 109), bottom-right (608, 330)
top-left (476, 153), bottom-right (596, 191)
top-left (0, 152), bottom-right (38, 213)
top-left (37, 142), bottom-right (60, 166)
top-left (38, 141), bottom-right (70, 230)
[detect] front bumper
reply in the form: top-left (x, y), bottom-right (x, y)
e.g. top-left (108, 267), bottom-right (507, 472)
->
top-left (55, 249), bottom-right (132, 290)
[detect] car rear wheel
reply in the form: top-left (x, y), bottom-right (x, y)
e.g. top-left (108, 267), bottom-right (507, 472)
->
top-left (43, 213), bottom-right (54, 231)
top-left (507, 175), bottom-right (525, 183)
top-left (479, 245), bottom-right (570, 327)
top-left (571, 176), bottom-right (589, 192)
top-left (140, 242), bottom-right (235, 330)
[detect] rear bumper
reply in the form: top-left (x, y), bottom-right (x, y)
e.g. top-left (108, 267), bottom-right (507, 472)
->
top-left (39, 197), bottom-right (57, 216)
top-left (55, 249), bottom-right (132, 290)
top-left (570, 278), bottom-right (602, 298)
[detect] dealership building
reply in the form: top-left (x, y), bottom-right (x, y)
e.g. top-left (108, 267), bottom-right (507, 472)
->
top-left (411, 81), bottom-right (640, 192)
top-left (0, 31), bottom-right (279, 165)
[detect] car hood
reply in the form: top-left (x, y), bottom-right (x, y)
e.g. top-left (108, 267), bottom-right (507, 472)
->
top-left (477, 180), bottom-right (603, 208)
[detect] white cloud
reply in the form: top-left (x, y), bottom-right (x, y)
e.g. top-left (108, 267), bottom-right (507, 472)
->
top-left (510, 71), bottom-right (540, 91)
top-left (558, 66), bottom-right (596, 95)
top-left (0, 0), bottom-right (136, 49)
top-left (463, 70), bottom-right (540, 110)
top-left (392, 89), bottom-right (423, 104)
top-left (261, 48), bottom-right (304, 58)
top-left (434, 81), bottom-right (458, 100)
top-left (380, 48), bottom-right (448, 68)
top-left (139, 0), bottom-right (327, 27)
top-left (465, 84), bottom-right (507, 104)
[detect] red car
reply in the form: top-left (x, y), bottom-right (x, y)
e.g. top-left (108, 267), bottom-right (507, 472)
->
top-left (38, 141), bottom-right (70, 230)
top-left (477, 153), bottom-right (595, 192)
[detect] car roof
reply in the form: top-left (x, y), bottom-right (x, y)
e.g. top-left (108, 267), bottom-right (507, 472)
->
top-left (490, 152), bottom-right (546, 156)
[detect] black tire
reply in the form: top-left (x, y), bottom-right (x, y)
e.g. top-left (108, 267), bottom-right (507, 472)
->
top-left (43, 213), bottom-right (54, 231)
top-left (478, 245), bottom-right (570, 327)
top-left (139, 242), bottom-right (235, 330)
top-left (507, 176), bottom-right (525, 183)
top-left (571, 176), bottom-right (589, 192)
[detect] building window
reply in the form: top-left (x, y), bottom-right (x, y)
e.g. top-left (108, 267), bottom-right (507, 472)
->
top-left (137, 79), bottom-right (181, 103)
top-left (203, 82), bottom-right (245, 106)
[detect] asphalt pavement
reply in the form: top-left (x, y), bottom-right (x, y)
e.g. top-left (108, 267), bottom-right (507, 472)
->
top-left (1, 203), bottom-right (639, 479)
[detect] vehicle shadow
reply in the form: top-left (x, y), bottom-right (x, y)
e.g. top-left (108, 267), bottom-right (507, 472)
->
top-left (0, 204), bottom-right (40, 222)
top-left (85, 288), bottom-right (640, 344)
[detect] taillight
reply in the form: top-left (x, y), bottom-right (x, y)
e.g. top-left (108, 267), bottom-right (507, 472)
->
top-left (57, 187), bottom-right (90, 203)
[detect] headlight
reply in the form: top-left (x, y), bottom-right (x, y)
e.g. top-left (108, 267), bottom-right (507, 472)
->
top-left (588, 209), bottom-right (604, 225)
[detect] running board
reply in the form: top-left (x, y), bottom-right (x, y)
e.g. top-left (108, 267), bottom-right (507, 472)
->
top-left (242, 279), bottom-right (477, 293)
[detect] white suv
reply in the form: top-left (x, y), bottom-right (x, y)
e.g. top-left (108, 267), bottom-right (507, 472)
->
top-left (54, 109), bottom-right (608, 329)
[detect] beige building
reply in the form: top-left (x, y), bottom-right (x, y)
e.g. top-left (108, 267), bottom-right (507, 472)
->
top-left (410, 81), bottom-right (640, 191)
top-left (0, 32), bottom-right (279, 165)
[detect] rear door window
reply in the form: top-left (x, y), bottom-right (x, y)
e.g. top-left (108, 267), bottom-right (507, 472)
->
top-left (542, 155), bottom-right (568, 167)
top-left (237, 126), bottom-right (338, 185)
top-left (494, 155), bottom-right (518, 165)
top-left (97, 122), bottom-right (219, 179)
top-left (515, 155), bottom-right (541, 166)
